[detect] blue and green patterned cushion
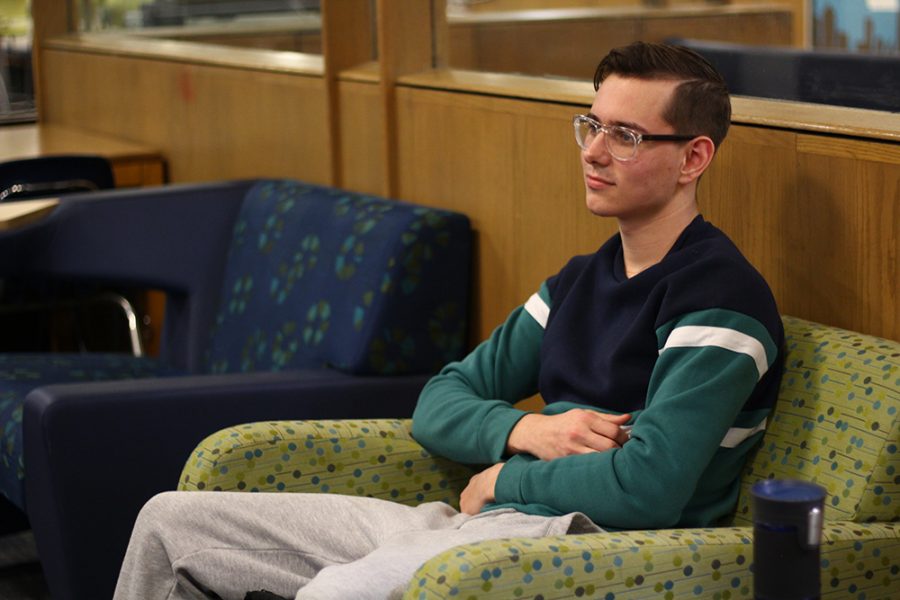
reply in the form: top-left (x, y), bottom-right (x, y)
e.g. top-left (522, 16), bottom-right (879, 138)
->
top-left (732, 316), bottom-right (899, 526)
top-left (405, 521), bottom-right (900, 599)
top-left (0, 353), bottom-right (180, 509)
top-left (204, 180), bottom-right (470, 376)
top-left (179, 419), bottom-right (473, 506)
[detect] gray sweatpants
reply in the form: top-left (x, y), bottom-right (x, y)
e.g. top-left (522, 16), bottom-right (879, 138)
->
top-left (113, 491), bottom-right (600, 600)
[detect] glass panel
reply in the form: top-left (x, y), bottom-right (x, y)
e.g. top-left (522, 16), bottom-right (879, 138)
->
top-left (444, 0), bottom-right (798, 81)
top-left (79, 0), bottom-right (324, 54)
top-left (0, 0), bottom-right (35, 124)
top-left (444, 0), bottom-right (900, 112)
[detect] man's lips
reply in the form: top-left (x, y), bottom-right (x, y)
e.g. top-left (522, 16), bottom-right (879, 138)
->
top-left (585, 173), bottom-right (614, 190)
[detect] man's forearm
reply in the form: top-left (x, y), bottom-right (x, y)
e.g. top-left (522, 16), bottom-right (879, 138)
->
top-left (506, 410), bottom-right (631, 460)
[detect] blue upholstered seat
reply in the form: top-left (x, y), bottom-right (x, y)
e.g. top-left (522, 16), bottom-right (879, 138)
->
top-left (204, 180), bottom-right (466, 376)
top-left (0, 354), bottom-right (182, 507)
top-left (0, 178), bottom-right (471, 600)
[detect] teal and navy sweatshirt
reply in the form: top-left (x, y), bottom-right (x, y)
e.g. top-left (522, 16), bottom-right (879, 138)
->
top-left (413, 215), bottom-right (784, 530)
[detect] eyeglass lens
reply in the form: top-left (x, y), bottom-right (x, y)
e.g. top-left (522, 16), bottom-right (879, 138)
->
top-left (575, 118), bottom-right (637, 160)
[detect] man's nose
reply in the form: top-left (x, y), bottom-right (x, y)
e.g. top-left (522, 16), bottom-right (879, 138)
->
top-left (583, 131), bottom-right (612, 164)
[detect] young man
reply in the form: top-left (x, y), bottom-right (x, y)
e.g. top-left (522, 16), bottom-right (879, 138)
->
top-left (114, 42), bottom-right (783, 600)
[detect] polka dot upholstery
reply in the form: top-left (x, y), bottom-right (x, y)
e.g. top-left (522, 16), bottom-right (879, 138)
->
top-left (180, 419), bottom-right (475, 507)
top-left (407, 522), bottom-right (899, 599)
top-left (179, 316), bottom-right (900, 598)
top-left (732, 316), bottom-right (899, 526)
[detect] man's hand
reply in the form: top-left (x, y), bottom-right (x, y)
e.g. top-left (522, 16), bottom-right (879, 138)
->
top-left (506, 410), bottom-right (631, 461)
top-left (459, 463), bottom-right (504, 515)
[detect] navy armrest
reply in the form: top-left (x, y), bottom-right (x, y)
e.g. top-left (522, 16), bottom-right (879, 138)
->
top-left (23, 371), bottom-right (429, 600)
top-left (0, 180), bottom-right (255, 369)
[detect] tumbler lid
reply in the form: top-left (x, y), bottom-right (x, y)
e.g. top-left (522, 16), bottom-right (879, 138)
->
top-left (751, 479), bottom-right (827, 503)
top-left (752, 479), bottom-right (826, 549)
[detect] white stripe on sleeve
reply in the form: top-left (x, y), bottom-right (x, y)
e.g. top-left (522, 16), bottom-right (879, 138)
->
top-left (524, 293), bottom-right (550, 329)
top-left (719, 418), bottom-right (768, 448)
top-left (623, 419), bottom-right (767, 448)
top-left (659, 325), bottom-right (769, 380)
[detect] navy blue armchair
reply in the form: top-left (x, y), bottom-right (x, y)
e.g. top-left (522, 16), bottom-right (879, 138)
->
top-left (0, 179), bottom-right (472, 600)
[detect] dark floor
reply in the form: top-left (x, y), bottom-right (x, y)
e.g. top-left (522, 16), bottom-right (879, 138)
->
top-left (0, 531), bottom-right (51, 600)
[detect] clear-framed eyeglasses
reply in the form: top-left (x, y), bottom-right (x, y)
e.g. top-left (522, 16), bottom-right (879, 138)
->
top-left (572, 114), bottom-right (697, 162)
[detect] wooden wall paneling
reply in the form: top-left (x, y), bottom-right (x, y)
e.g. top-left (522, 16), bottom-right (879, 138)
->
top-left (376, 0), bottom-right (448, 197)
top-left (396, 87), bottom-right (520, 340)
top-left (337, 79), bottom-right (386, 196)
top-left (186, 66), bottom-right (329, 182)
top-left (395, 85), bottom-right (619, 343)
top-left (793, 136), bottom-right (899, 340)
top-left (700, 124), bottom-right (900, 341)
top-left (322, 0), bottom-right (375, 187)
top-left (112, 159), bottom-right (166, 188)
top-left (698, 124), bottom-right (798, 320)
top-left (40, 49), bottom-right (331, 185)
top-left (30, 0), bottom-right (75, 118)
top-left (511, 101), bottom-right (619, 299)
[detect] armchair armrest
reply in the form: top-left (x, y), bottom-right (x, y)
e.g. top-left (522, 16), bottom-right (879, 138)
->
top-left (0, 180), bottom-right (254, 369)
top-left (180, 419), bottom-right (475, 508)
top-left (404, 521), bottom-right (900, 599)
top-left (23, 371), bottom-right (429, 600)
top-left (0, 181), bottom-right (250, 287)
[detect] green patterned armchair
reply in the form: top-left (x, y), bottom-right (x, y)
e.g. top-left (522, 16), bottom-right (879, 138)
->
top-left (180, 316), bottom-right (900, 599)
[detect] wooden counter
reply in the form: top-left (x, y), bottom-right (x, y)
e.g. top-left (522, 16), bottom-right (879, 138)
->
top-left (0, 123), bottom-right (166, 187)
top-left (0, 198), bottom-right (59, 231)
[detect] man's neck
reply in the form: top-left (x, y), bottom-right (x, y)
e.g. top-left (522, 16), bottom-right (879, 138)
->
top-left (618, 197), bottom-right (699, 279)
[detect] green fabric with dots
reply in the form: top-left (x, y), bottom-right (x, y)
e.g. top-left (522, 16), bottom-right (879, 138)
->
top-left (179, 316), bottom-right (900, 599)
top-left (731, 316), bottom-right (899, 526)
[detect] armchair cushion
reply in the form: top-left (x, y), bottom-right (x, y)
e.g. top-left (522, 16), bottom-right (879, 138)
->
top-left (180, 419), bottom-right (473, 506)
top-left (1, 353), bottom-right (180, 508)
top-left (205, 180), bottom-right (470, 376)
top-left (731, 316), bottom-right (899, 526)
top-left (407, 521), bottom-right (899, 599)
top-left (180, 316), bottom-right (900, 599)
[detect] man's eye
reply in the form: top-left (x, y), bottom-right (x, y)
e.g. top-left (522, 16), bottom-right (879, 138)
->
top-left (611, 129), bottom-right (633, 143)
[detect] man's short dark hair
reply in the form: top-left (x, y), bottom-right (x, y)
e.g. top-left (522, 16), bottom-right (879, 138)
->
top-left (594, 41), bottom-right (731, 149)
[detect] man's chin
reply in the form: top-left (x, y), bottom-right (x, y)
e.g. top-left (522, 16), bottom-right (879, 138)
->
top-left (585, 193), bottom-right (617, 218)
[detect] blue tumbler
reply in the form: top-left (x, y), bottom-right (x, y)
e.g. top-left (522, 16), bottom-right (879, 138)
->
top-left (751, 479), bottom-right (826, 600)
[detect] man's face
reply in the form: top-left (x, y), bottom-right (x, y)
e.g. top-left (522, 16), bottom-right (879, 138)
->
top-left (581, 75), bottom-right (689, 224)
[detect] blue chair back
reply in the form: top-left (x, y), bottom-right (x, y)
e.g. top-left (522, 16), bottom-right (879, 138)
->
top-left (204, 180), bottom-right (471, 376)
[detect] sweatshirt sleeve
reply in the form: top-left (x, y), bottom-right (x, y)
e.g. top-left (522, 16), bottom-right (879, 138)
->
top-left (493, 308), bottom-right (780, 529)
top-left (411, 283), bottom-right (551, 465)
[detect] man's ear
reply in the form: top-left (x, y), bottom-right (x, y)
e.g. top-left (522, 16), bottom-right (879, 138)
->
top-left (679, 136), bottom-right (716, 184)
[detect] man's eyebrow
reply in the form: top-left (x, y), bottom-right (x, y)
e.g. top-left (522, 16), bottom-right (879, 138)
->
top-left (586, 112), bottom-right (647, 133)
